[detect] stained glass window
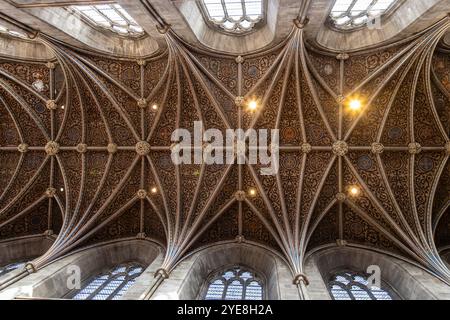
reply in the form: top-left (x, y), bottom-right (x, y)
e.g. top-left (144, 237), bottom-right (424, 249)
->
top-left (0, 262), bottom-right (25, 278)
top-left (328, 271), bottom-right (394, 300)
top-left (0, 24), bottom-right (28, 39)
top-left (200, 0), bottom-right (264, 34)
top-left (70, 4), bottom-right (144, 37)
top-left (203, 267), bottom-right (264, 300)
top-left (329, 0), bottom-right (398, 29)
top-left (71, 263), bottom-right (144, 300)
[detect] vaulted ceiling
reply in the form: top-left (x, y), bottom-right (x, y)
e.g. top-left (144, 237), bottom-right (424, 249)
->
top-left (0, 0), bottom-right (449, 283)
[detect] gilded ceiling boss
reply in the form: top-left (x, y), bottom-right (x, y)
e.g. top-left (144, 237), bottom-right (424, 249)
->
top-left (0, 0), bottom-right (449, 304)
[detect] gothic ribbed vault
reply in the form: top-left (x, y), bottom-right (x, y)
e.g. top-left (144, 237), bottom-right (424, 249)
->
top-left (0, 5), bottom-right (449, 297)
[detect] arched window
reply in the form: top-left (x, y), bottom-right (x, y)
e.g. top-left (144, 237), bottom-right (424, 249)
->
top-left (328, 271), bottom-right (395, 300)
top-left (329, 0), bottom-right (399, 30)
top-left (69, 4), bottom-right (144, 37)
top-left (203, 266), bottom-right (264, 300)
top-left (0, 262), bottom-right (25, 278)
top-left (71, 263), bottom-right (144, 300)
top-left (200, 0), bottom-right (264, 34)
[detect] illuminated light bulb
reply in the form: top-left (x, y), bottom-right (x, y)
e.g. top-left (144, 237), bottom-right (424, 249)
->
top-left (151, 187), bottom-right (158, 194)
top-left (349, 186), bottom-right (360, 197)
top-left (151, 104), bottom-right (158, 111)
top-left (349, 99), bottom-right (362, 111)
top-left (247, 100), bottom-right (258, 112)
top-left (60, 188), bottom-right (64, 192)
top-left (249, 188), bottom-right (257, 197)
top-left (61, 105), bottom-right (65, 110)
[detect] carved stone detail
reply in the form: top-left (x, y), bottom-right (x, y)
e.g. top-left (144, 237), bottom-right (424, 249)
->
top-left (336, 52), bottom-right (350, 60)
top-left (137, 98), bottom-right (147, 109)
top-left (235, 191), bottom-right (246, 202)
top-left (235, 96), bottom-right (245, 107)
top-left (235, 56), bottom-right (244, 64)
top-left (301, 143), bottom-right (312, 154)
top-left (332, 141), bottom-right (349, 157)
top-left (76, 143), bottom-right (88, 154)
top-left (155, 268), bottom-right (169, 279)
top-left (136, 141), bottom-right (151, 156)
top-left (137, 189), bottom-right (148, 199)
top-left (371, 143), bottom-right (385, 154)
top-left (45, 188), bottom-right (56, 198)
top-left (137, 60), bottom-right (146, 66)
top-left (18, 143), bottom-right (29, 153)
top-left (336, 95), bottom-right (345, 103)
top-left (336, 239), bottom-right (348, 247)
top-left (45, 141), bottom-right (60, 156)
top-left (107, 143), bottom-right (118, 154)
top-left (293, 274), bottom-right (310, 286)
top-left (336, 193), bottom-right (347, 202)
top-left (408, 142), bottom-right (422, 155)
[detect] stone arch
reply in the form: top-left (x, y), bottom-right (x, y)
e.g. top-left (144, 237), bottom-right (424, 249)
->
top-left (0, 235), bottom-right (54, 284)
top-left (151, 242), bottom-right (300, 300)
top-left (0, 239), bottom-right (163, 299)
top-left (304, 246), bottom-right (450, 300)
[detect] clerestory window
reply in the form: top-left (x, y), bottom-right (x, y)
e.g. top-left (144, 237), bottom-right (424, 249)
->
top-left (203, 266), bottom-right (264, 300)
top-left (70, 4), bottom-right (144, 37)
top-left (329, 0), bottom-right (399, 30)
top-left (328, 271), bottom-right (395, 300)
top-left (200, 0), bottom-right (264, 34)
top-left (71, 263), bottom-right (144, 300)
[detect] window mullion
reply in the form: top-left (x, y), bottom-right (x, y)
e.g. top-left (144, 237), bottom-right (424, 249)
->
top-left (112, 6), bottom-right (132, 31)
top-left (220, 0), bottom-right (229, 21)
top-left (85, 274), bottom-right (110, 300)
top-left (93, 7), bottom-right (113, 29)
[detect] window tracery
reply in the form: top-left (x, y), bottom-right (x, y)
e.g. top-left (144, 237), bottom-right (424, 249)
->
top-left (200, 0), bottom-right (264, 34)
top-left (69, 4), bottom-right (144, 37)
top-left (71, 263), bottom-right (144, 300)
top-left (203, 266), bottom-right (264, 300)
top-left (328, 271), bottom-right (394, 300)
top-left (329, 0), bottom-right (399, 30)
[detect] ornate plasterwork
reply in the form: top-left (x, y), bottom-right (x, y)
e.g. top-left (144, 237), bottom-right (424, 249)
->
top-left (0, 18), bottom-right (449, 287)
top-left (136, 141), bottom-right (151, 156)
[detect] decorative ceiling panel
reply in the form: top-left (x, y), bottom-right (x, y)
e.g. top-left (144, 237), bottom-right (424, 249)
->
top-left (0, 18), bottom-right (449, 284)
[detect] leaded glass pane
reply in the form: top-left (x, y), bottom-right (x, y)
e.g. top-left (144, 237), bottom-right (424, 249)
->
top-left (70, 4), bottom-right (144, 37)
top-left (329, 0), bottom-right (398, 29)
top-left (201, 0), bottom-right (264, 34)
top-left (328, 271), bottom-right (394, 300)
top-left (72, 263), bottom-right (144, 300)
top-left (203, 266), bottom-right (264, 300)
top-left (0, 262), bottom-right (26, 278)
